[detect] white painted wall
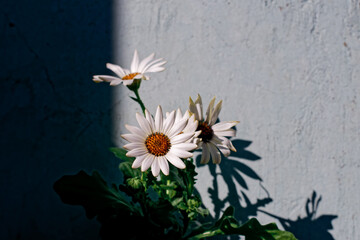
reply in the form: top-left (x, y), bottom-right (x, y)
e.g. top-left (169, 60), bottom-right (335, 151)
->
top-left (112, 1), bottom-right (360, 239)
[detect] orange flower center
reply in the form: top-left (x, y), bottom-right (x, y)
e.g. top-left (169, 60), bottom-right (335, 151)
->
top-left (122, 72), bottom-right (141, 80)
top-left (197, 121), bottom-right (214, 143)
top-left (145, 133), bottom-right (171, 156)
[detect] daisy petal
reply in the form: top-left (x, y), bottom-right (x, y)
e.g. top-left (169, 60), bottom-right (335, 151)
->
top-left (165, 151), bottom-right (186, 169)
top-left (146, 66), bottom-right (166, 73)
top-left (145, 109), bottom-right (155, 131)
top-left (200, 143), bottom-right (210, 164)
top-left (174, 108), bottom-right (183, 123)
top-left (142, 58), bottom-right (165, 72)
top-left (208, 142), bottom-right (221, 164)
top-left (159, 156), bottom-right (170, 175)
top-left (138, 53), bottom-right (155, 73)
top-left (218, 145), bottom-right (231, 157)
top-left (151, 158), bottom-right (160, 177)
top-left (125, 124), bottom-right (146, 137)
top-left (131, 49), bottom-right (139, 73)
top-left (141, 154), bottom-right (154, 172)
top-left (195, 94), bottom-right (203, 120)
top-left (95, 75), bottom-right (121, 82)
top-left (170, 148), bottom-right (193, 158)
top-left (126, 147), bottom-right (148, 157)
top-left (210, 100), bottom-right (222, 125)
top-left (121, 133), bottom-right (145, 143)
top-left (123, 142), bottom-right (145, 151)
top-left (136, 112), bottom-right (152, 135)
top-left (212, 121), bottom-right (239, 131)
top-left (171, 132), bottom-right (195, 144)
top-left (214, 129), bottom-right (236, 137)
top-left (172, 143), bottom-right (197, 151)
top-left (132, 154), bottom-right (148, 168)
top-left (163, 111), bottom-right (176, 135)
top-left (167, 118), bottom-right (188, 138)
top-left (155, 106), bottom-right (163, 132)
top-left (122, 79), bottom-right (134, 86)
top-left (205, 97), bottom-right (216, 122)
top-left (109, 79), bottom-right (123, 86)
top-left (189, 97), bottom-right (201, 121)
top-left (106, 63), bottom-right (126, 77)
top-left (219, 137), bottom-right (237, 152)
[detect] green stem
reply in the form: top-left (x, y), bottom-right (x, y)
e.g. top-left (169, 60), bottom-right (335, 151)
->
top-left (133, 88), bottom-right (146, 115)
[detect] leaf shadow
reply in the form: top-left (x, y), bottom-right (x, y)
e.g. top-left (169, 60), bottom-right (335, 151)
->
top-left (259, 191), bottom-right (338, 240)
top-left (195, 139), bottom-right (273, 240)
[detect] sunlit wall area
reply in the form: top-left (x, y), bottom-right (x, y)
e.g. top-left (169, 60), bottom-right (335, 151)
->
top-left (112, 1), bottom-right (360, 239)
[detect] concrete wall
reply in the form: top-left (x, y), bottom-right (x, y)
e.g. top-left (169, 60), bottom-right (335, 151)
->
top-left (113, 1), bottom-right (360, 239)
top-left (2, 0), bottom-right (359, 239)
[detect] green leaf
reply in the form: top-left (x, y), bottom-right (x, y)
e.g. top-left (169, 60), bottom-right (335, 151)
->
top-left (187, 207), bottom-right (297, 240)
top-left (53, 170), bottom-right (140, 219)
top-left (109, 147), bottom-right (135, 162)
top-left (119, 161), bottom-right (141, 178)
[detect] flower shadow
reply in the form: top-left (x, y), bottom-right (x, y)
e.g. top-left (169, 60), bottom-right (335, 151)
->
top-left (259, 191), bottom-right (338, 240)
top-left (195, 139), bottom-right (273, 224)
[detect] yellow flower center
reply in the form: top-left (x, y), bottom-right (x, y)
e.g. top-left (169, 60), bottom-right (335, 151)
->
top-left (145, 133), bottom-right (171, 156)
top-left (122, 72), bottom-right (141, 80)
top-left (197, 121), bottom-right (214, 143)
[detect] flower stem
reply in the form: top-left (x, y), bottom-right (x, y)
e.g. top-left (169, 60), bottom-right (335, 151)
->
top-left (132, 88), bottom-right (146, 115)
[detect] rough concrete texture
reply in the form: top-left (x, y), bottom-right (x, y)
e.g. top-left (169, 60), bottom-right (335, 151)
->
top-left (113, 1), bottom-right (360, 239)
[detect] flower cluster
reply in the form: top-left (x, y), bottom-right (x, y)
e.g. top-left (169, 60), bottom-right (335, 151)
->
top-left (94, 50), bottom-right (239, 176)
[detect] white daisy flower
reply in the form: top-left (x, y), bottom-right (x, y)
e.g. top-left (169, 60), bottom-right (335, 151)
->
top-left (166, 109), bottom-right (201, 142)
top-left (189, 94), bottom-right (239, 164)
top-left (93, 50), bottom-right (166, 86)
top-left (122, 106), bottom-right (198, 177)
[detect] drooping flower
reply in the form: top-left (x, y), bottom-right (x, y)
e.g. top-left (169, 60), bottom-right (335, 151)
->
top-left (122, 106), bottom-right (197, 177)
top-left (93, 50), bottom-right (166, 86)
top-left (189, 95), bottom-right (239, 164)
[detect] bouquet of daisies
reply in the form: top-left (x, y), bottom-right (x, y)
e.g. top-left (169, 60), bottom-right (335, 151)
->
top-left (54, 50), bottom-right (296, 240)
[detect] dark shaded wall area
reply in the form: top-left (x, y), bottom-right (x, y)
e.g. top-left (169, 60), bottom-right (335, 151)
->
top-left (1, 1), bottom-right (118, 239)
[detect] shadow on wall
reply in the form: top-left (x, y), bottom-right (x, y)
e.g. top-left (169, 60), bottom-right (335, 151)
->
top-left (196, 139), bottom-right (337, 240)
top-left (0, 1), bottom-right (115, 239)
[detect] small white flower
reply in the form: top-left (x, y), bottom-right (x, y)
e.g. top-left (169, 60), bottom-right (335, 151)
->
top-left (189, 95), bottom-right (239, 164)
top-left (122, 106), bottom-right (197, 177)
top-left (93, 50), bottom-right (166, 86)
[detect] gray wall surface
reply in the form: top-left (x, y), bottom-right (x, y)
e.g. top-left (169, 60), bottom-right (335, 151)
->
top-left (1, 0), bottom-right (359, 240)
top-left (113, 1), bottom-right (360, 240)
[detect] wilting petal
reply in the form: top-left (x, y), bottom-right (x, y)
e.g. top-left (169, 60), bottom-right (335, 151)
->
top-left (210, 100), bottom-right (222, 125)
top-left (208, 142), bottom-right (221, 164)
top-left (200, 143), bottom-right (210, 164)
